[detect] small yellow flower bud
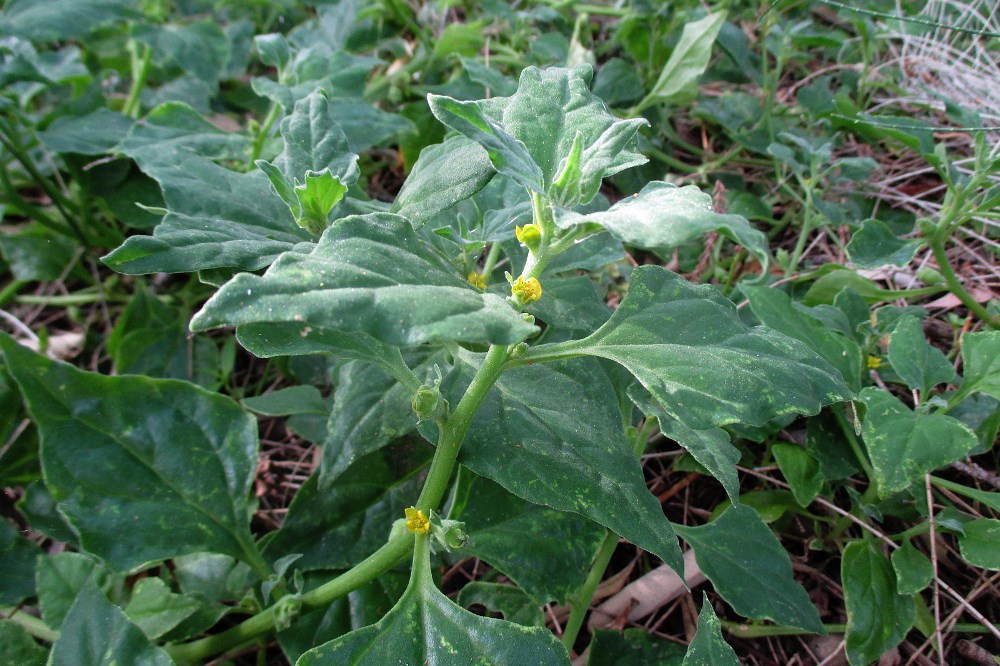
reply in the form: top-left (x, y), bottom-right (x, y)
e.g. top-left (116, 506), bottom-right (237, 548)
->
top-left (515, 224), bottom-right (542, 251)
top-left (511, 276), bottom-right (542, 304)
top-left (467, 272), bottom-right (487, 290)
top-left (866, 355), bottom-right (882, 370)
top-left (404, 507), bottom-right (429, 534)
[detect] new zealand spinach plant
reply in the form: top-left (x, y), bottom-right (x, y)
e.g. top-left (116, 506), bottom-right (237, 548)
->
top-left (2, 62), bottom-right (853, 664)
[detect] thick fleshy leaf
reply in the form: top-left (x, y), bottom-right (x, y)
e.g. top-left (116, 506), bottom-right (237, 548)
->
top-left (847, 218), bottom-right (923, 268)
top-left (242, 386), bottom-right (327, 416)
top-left (0, 0), bottom-right (139, 41)
top-left (0, 520), bottom-right (38, 605)
top-left (527, 267), bottom-right (851, 431)
top-left (958, 519), bottom-right (1000, 570)
top-left (891, 540), bottom-right (932, 595)
top-left (674, 505), bottom-right (823, 633)
top-left (639, 12), bottom-right (727, 110)
top-left (772, 443), bottom-right (823, 507)
top-left (132, 20), bottom-right (229, 85)
top-left (392, 135), bottom-right (496, 226)
top-left (681, 593), bottom-right (741, 666)
top-left (48, 583), bottom-right (173, 666)
top-left (430, 65), bottom-right (648, 206)
top-left (960, 331), bottom-right (1000, 400)
top-left (191, 213), bottom-right (537, 347)
top-left (264, 445), bottom-right (428, 570)
top-left (322, 351), bottom-right (444, 485)
top-left (453, 474), bottom-right (605, 604)
top-left (859, 387), bottom-right (978, 498)
top-left (458, 582), bottom-right (544, 628)
top-left (521, 275), bottom-right (612, 333)
top-left (257, 91), bottom-right (360, 225)
top-left (102, 157), bottom-right (308, 274)
top-left (123, 577), bottom-right (203, 640)
top-left (743, 284), bottom-right (863, 390)
top-left (887, 316), bottom-right (955, 395)
top-left (38, 108), bottom-right (134, 155)
top-left (0, 335), bottom-right (260, 572)
top-left (630, 385), bottom-right (740, 503)
top-left (560, 182), bottom-right (770, 272)
top-left (0, 621), bottom-right (48, 666)
top-left (36, 552), bottom-right (109, 629)
top-left (429, 354), bottom-right (683, 574)
top-left (588, 629), bottom-right (687, 665)
top-left (117, 102), bottom-right (250, 162)
top-left (296, 536), bottom-right (569, 666)
top-left (842, 540), bottom-right (915, 666)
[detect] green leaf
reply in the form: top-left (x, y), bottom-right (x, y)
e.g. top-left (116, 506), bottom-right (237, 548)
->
top-left (960, 331), bottom-right (1000, 400)
top-left (561, 182), bottom-right (770, 273)
top-left (102, 157), bottom-right (307, 275)
top-left (891, 540), bottom-right (933, 595)
top-left (191, 213), bottom-right (537, 348)
top-left (37, 108), bottom-right (134, 155)
top-left (37, 552), bottom-right (109, 629)
top-left (16, 481), bottom-right (76, 544)
top-left (48, 582), bottom-right (173, 666)
top-left (107, 283), bottom-right (220, 387)
top-left (391, 135), bottom-right (495, 226)
top-left (842, 540), bottom-right (915, 666)
top-left (429, 66), bottom-right (648, 207)
top-left (0, 0), bottom-right (139, 42)
top-left (681, 593), bottom-right (741, 666)
top-left (531, 267), bottom-right (851, 431)
top-left (522, 275), bottom-right (612, 333)
top-left (457, 582), bottom-right (544, 628)
top-left (0, 223), bottom-right (78, 282)
top-left (587, 629), bottom-right (687, 665)
top-left (264, 444), bottom-right (429, 570)
top-left (453, 474), bottom-right (605, 605)
top-left (295, 171), bottom-right (349, 235)
top-left (117, 102), bottom-right (250, 162)
top-left (0, 621), bottom-right (48, 666)
top-left (630, 386), bottom-right (740, 504)
top-left (674, 505), bottom-right (823, 633)
top-left (296, 536), bottom-right (569, 665)
top-left (123, 577), bottom-right (202, 640)
top-left (846, 219), bottom-right (923, 269)
top-left (859, 387), bottom-right (978, 498)
top-left (322, 352), bottom-right (443, 485)
top-left (887, 316), bottom-right (955, 395)
top-left (256, 90), bottom-right (360, 231)
top-left (278, 572), bottom-right (408, 664)
top-left (132, 20), bottom-right (229, 85)
top-left (639, 12), bottom-right (727, 110)
top-left (431, 355), bottom-right (683, 574)
top-left (0, 520), bottom-right (39, 605)
top-left (772, 443), bottom-right (823, 507)
top-left (958, 519), bottom-right (1000, 570)
top-left (743, 285), bottom-right (863, 390)
top-left (242, 385), bottom-right (328, 416)
top-left (0, 335), bottom-right (261, 572)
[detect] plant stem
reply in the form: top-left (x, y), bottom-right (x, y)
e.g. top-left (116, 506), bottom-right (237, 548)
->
top-left (0, 607), bottom-right (59, 643)
top-left (481, 242), bottom-right (502, 281)
top-left (123, 39), bottom-right (152, 118)
top-left (561, 530), bottom-right (618, 651)
top-left (168, 343), bottom-right (511, 664)
top-left (927, 237), bottom-right (1000, 329)
top-left (249, 102), bottom-right (282, 165)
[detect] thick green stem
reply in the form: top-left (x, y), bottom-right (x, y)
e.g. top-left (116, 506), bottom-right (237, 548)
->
top-left (123, 40), bottom-right (152, 118)
top-left (561, 530), bottom-right (618, 651)
top-left (0, 607), bottom-right (59, 643)
top-left (249, 102), bottom-right (282, 165)
top-left (168, 344), bottom-right (511, 664)
top-left (928, 237), bottom-right (1000, 329)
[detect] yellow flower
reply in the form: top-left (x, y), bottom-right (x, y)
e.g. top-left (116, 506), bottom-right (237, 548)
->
top-left (467, 272), bottom-right (487, 290)
top-left (515, 224), bottom-right (542, 251)
top-left (866, 355), bottom-right (882, 370)
top-left (404, 507), bottom-right (429, 534)
top-left (511, 276), bottom-right (542, 304)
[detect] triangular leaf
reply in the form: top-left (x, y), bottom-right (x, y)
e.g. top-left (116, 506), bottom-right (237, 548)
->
top-left (887, 316), bottom-right (955, 395)
top-left (0, 335), bottom-right (260, 572)
top-left (527, 267), bottom-right (851, 431)
top-left (681, 593), bottom-right (741, 666)
top-left (191, 213), bottom-right (537, 348)
top-left (842, 540), bottom-right (915, 666)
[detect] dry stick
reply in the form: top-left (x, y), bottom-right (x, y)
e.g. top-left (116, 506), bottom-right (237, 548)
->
top-left (925, 474), bottom-right (945, 666)
top-left (736, 467), bottom-right (1000, 642)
